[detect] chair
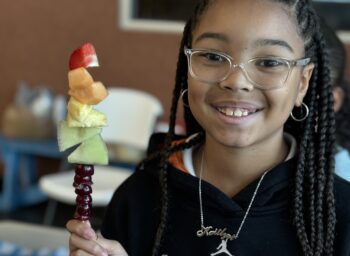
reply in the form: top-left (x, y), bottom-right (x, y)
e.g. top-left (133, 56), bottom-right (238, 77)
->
top-left (39, 87), bottom-right (163, 224)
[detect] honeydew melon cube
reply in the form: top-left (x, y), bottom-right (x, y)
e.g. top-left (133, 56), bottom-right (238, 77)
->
top-left (57, 120), bottom-right (101, 151)
top-left (68, 134), bottom-right (108, 165)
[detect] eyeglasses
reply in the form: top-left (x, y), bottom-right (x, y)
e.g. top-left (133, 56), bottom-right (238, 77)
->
top-left (184, 47), bottom-right (311, 90)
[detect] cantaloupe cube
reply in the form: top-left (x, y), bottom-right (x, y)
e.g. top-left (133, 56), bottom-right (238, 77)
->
top-left (68, 67), bottom-right (94, 89)
top-left (68, 134), bottom-right (108, 165)
top-left (68, 81), bottom-right (108, 105)
top-left (57, 120), bottom-right (101, 151)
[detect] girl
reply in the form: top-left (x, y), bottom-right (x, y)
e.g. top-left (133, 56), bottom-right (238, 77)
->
top-left (67, 0), bottom-right (350, 255)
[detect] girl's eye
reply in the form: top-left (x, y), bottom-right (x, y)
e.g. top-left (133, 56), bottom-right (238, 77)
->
top-left (255, 58), bottom-right (286, 68)
top-left (200, 52), bottom-right (226, 62)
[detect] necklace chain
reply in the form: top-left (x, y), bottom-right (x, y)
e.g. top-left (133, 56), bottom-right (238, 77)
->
top-left (197, 149), bottom-right (269, 240)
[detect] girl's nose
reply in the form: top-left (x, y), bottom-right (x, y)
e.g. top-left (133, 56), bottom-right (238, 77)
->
top-left (218, 66), bottom-right (254, 92)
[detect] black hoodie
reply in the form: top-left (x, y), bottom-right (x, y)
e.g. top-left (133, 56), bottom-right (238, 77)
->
top-left (101, 135), bottom-right (350, 256)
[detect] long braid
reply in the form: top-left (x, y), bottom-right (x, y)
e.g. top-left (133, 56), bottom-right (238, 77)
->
top-left (305, 59), bottom-right (318, 251)
top-left (317, 20), bottom-right (343, 255)
top-left (316, 31), bottom-right (336, 256)
top-left (310, 10), bottom-right (335, 256)
top-left (304, 66), bottom-right (318, 253)
top-left (150, 37), bottom-right (186, 255)
top-left (281, 1), bottom-right (336, 255)
top-left (284, 2), bottom-right (316, 254)
top-left (150, 2), bottom-right (212, 255)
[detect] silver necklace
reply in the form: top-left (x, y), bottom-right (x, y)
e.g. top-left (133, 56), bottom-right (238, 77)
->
top-left (196, 149), bottom-right (269, 255)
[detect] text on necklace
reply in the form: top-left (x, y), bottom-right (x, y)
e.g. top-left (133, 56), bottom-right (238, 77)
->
top-left (196, 225), bottom-right (237, 241)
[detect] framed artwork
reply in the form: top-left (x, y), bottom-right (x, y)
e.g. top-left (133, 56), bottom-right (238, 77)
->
top-left (313, 1), bottom-right (350, 31)
top-left (118, 0), bottom-right (350, 41)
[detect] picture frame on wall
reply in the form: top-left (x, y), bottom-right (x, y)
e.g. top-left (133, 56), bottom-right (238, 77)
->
top-left (118, 0), bottom-right (192, 33)
top-left (118, 0), bottom-right (350, 42)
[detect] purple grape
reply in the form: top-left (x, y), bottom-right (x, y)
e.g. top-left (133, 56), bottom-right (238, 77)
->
top-left (76, 194), bottom-right (92, 204)
top-left (75, 164), bottom-right (94, 176)
top-left (73, 164), bottom-right (94, 221)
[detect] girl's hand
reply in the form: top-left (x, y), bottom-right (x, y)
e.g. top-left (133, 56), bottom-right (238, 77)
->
top-left (66, 219), bottom-right (128, 256)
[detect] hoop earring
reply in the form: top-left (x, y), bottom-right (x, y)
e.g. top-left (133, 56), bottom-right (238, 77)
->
top-left (290, 102), bottom-right (309, 122)
top-left (180, 89), bottom-right (189, 108)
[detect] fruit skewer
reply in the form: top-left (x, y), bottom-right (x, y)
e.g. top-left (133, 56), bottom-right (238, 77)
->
top-left (57, 43), bottom-right (109, 221)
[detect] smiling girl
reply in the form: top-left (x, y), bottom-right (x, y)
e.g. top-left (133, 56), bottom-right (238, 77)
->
top-left (67, 0), bottom-right (350, 255)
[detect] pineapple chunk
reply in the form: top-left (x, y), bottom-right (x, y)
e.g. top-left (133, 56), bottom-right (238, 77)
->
top-left (67, 97), bottom-right (93, 123)
top-left (67, 109), bottom-right (107, 128)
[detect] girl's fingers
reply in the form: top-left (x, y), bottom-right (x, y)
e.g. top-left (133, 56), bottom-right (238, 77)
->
top-left (66, 219), bottom-right (128, 256)
top-left (69, 233), bottom-right (108, 256)
top-left (66, 219), bottom-right (96, 240)
top-left (70, 249), bottom-right (96, 256)
top-left (94, 234), bottom-right (129, 256)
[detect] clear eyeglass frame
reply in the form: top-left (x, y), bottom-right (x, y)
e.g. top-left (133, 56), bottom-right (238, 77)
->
top-left (184, 47), bottom-right (311, 90)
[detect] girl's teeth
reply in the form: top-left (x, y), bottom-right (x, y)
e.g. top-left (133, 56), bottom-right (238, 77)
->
top-left (226, 109), bottom-right (234, 116)
top-left (233, 109), bottom-right (242, 117)
top-left (219, 107), bottom-right (250, 117)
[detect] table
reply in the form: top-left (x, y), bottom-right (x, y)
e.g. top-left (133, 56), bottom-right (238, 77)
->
top-left (0, 220), bottom-right (69, 249)
top-left (0, 135), bottom-right (64, 212)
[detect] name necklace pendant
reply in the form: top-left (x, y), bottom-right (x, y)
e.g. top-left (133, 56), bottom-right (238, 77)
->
top-left (196, 149), bottom-right (268, 255)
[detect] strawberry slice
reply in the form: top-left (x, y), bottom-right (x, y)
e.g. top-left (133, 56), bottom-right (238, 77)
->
top-left (69, 43), bottom-right (99, 70)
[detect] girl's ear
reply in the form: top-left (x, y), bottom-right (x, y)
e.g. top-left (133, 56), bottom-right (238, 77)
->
top-left (295, 63), bottom-right (315, 106)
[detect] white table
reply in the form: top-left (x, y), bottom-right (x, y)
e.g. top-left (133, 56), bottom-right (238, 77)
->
top-left (0, 220), bottom-right (69, 249)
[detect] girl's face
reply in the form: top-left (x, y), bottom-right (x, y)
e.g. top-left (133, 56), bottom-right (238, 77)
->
top-left (188, 0), bottom-right (314, 149)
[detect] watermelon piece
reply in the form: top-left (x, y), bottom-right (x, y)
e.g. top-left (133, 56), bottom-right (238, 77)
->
top-left (67, 109), bottom-right (107, 128)
top-left (69, 43), bottom-right (99, 70)
top-left (57, 120), bottom-right (101, 151)
top-left (68, 67), bottom-right (94, 89)
top-left (68, 134), bottom-right (108, 165)
top-left (68, 81), bottom-right (108, 105)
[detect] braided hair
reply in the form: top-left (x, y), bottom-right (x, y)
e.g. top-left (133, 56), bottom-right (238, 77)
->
top-left (283, 2), bottom-right (336, 256)
top-left (150, 1), bottom-right (336, 255)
